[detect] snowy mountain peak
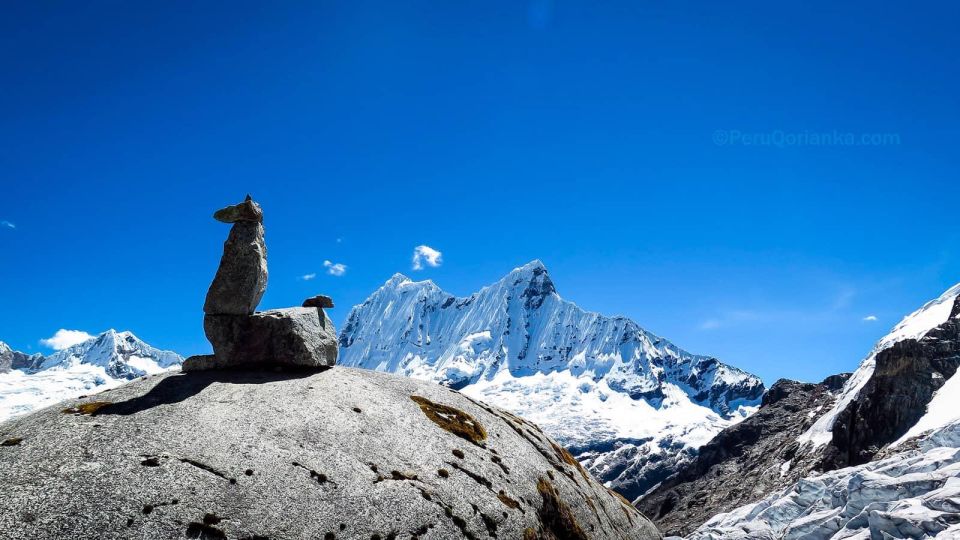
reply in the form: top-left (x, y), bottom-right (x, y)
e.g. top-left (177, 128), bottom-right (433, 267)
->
top-left (339, 262), bottom-right (765, 499)
top-left (38, 329), bottom-right (182, 379)
top-left (384, 273), bottom-right (413, 287)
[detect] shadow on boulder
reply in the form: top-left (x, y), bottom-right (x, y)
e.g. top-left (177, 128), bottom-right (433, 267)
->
top-left (97, 368), bottom-right (329, 416)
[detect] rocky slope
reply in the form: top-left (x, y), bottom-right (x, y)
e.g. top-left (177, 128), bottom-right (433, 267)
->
top-left (638, 374), bottom-right (850, 537)
top-left (0, 331), bottom-right (182, 422)
top-left (0, 366), bottom-right (660, 540)
top-left (641, 282), bottom-right (960, 538)
top-left (338, 261), bottom-right (764, 500)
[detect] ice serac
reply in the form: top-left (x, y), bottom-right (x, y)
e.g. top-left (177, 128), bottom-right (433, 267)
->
top-left (338, 260), bottom-right (765, 499)
top-left (685, 419), bottom-right (960, 540)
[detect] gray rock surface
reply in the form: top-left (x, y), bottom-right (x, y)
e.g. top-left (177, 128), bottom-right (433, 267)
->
top-left (187, 308), bottom-right (337, 371)
top-left (203, 220), bottom-right (268, 315)
top-left (0, 367), bottom-right (660, 540)
top-left (212, 195), bottom-right (263, 224)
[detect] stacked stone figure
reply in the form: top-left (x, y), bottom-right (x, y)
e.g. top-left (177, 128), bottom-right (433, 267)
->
top-left (183, 196), bottom-right (338, 371)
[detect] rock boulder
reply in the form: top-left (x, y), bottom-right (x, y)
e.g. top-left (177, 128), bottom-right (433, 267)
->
top-left (0, 367), bottom-right (660, 539)
top-left (185, 308), bottom-right (337, 371)
top-left (203, 199), bottom-right (268, 316)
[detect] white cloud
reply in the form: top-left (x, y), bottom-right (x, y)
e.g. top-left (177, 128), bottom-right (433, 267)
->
top-left (40, 329), bottom-right (94, 350)
top-left (1, 220), bottom-right (14, 229)
top-left (699, 319), bottom-right (721, 330)
top-left (863, 315), bottom-right (878, 322)
top-left (412, 245), bottom-right (442, 271)
top-left (324, 260), bottom-right (347, 276)
top-left (300, 273), bottom-right (317, 281)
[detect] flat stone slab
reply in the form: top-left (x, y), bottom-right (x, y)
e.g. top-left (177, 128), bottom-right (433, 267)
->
top-left (0, 368), bottom-right (659, 539)
top-left (303, 295), bottom-right (334, 309)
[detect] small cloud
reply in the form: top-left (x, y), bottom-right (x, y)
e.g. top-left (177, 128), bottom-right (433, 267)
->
top-left (1, 220), bottom-right (15, 229)
top-left (324, 260), bottom-right (347, 276)
top-left (300, 273), bottom-right (317, 281)
top-left (336, 237), bottom-right (343, 243)
top-left (412, 245), bottom-right (442, 271)
top-left (699, 319), bottom-right (721, 330)
top-left (863, 315), bottom-right (878, 322)
top-left (40, 329), bottom-right (94, 350)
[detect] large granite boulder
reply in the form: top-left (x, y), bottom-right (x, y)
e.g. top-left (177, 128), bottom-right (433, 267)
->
top-left (0, 367), bottom-right (660, 539)
top-left (203, 197), bottom-right (268, 316)
top-left (185, 308), bottom-right (337, 371)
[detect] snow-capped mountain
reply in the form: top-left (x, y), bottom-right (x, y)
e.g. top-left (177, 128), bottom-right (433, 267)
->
top-left (798, 282), bottom-right (960, 452)
top-left (0, 330), bottom-right (182, 422)
top-left (338, 260), bottom-right (765, 499)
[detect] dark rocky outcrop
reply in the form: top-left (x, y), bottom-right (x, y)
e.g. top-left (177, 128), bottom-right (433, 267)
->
top-left (0, 367), bottom-right (661, 539)
top-left (820, 295), bottom-right (960, 470)
top-left (637, 374), bottom-right (850, 537)
top-left (0, 342), bottom-right (43, 373)
top-left (303, 295), bottom-right (334, 309)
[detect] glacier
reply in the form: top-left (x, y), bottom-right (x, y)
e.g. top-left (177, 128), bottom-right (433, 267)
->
top-left (338, 260), bottom-right (765, 499)
top-left (685, 420), bottom-right (960, 540)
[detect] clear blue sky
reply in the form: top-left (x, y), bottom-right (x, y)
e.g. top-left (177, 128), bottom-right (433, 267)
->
top-left (1, 1), bottom-right (958, 384)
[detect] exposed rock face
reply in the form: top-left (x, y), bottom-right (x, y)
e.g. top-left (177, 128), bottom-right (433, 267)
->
top-left (187, 308), bottom-right (337, 370)
top-left (638, 374), bottom-right (850, 537)
top-left (0, 342), bottom-right (43, 374)
top-left (821, 304), bottom-right (960, 470)
top-left (0, 367), bottom-right (660, 540)
top-left (203, 220), bottom-right (268, 315)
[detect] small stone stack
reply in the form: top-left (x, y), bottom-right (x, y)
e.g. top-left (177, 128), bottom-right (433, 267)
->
top-left (183, 196), bottom-right (338, 371)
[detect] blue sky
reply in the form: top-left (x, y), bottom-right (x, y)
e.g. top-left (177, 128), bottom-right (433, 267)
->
top-left (1, 1), bottom-right (958, 384)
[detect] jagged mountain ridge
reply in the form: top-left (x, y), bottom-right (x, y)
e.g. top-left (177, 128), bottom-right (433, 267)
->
top-left (0, 330), bottom-right (182, 422)
top-left (338, 260), bottom-right (765, 499)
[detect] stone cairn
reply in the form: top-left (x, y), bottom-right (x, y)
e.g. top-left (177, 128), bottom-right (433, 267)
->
top-left (183, 196), bottom-right (338, 371)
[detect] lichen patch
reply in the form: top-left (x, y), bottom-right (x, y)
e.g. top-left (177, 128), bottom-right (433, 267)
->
top-left (410, 396), bottom-right (487, 445)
